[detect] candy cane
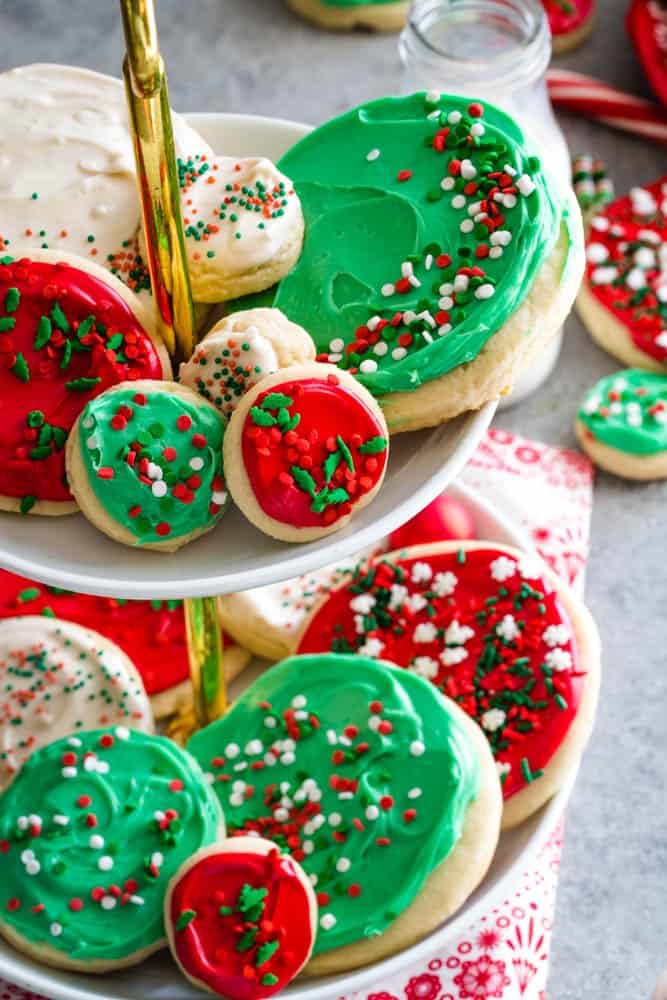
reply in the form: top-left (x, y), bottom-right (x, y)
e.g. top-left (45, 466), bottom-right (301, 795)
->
top-left (546, 69), bottom-right (667, 145)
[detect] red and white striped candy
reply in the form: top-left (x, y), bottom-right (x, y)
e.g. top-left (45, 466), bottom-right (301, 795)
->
top-left (546, 69), bottom-right (667, 145)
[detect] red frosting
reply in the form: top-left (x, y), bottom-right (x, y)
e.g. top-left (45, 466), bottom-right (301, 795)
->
top-left (169, 846), bottom-right (314, 999)
top-left (241, 375), bottom-right (388, 528)
top-left (0, 256), bottom-right (163, 506)
top-left (585, 177), bottom-right (667, 364)
top-left (543, 0), bottom-right (594, 36)
top-left (389, 493), bottom-right (476, 550)
top-left (298, 546), bottom-right (586, 798)
top-left (627, 0), bottom-right (667, 109)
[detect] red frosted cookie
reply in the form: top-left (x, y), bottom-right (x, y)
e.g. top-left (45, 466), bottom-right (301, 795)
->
top-left (0, 569), bottom-right (250, 718)
top-left (627, 0), bottom-right (667, 109)
top-left (224, 363), bottom-right (389, 542)
top-left (297, 541), bottom-right (600, 828)
top-left (0, 249), bottom-right (170, 515)
top-left (165, 837), bottom-right (317, 998)
top-left (544, 0), bottom-right (595, 54)
top-left (577, 176), bottom-right (667, 371)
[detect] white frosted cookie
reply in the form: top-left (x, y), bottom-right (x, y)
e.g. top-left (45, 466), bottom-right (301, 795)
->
top-left (178, 308), bottom-right (316, 417)
top-left (0, 615), bottom-right (153, 790)
top-left (161, 155), bottom-right (305, 303)
top-left (286, 0), bottom-right (409, 31)
top-left (0, 64), bottom-right (212, 285)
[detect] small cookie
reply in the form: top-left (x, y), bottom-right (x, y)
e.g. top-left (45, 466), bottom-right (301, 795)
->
top-left (576, 368), bottom-right (667, 480)
top-left (286, 0), bottom-right (408, 31)
top-left (224, 363), bottom-right (389, 542)
top-left (66, 380), bottom-right (229, 552)
top-left (165, 838), bottom-right (317, 998)
top-left (0, 571), bottom-right (251, 719)
top-left (296, 541), bottom-right (601, 829)
top-left (0, 616), bottom-right (153, 790)
top-left (144, 155), bottom-right (304, 304)
top-left (0, 249), bottom-right (170, 516)
top-left (0, 727), bottom-right (223, 971)
top-left (544, 0), bottom-right (595, 54)
top-left (178, 308), bottom-right (315, 417)
top-left (187, 652), bottom-right (501, 975)
top-left (627, 0), bottom-right (667, 110)
top-left (577, 176), bottom-right (667, 371)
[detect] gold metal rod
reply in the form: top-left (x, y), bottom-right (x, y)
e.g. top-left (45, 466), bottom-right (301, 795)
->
top-left (119, 0), bottom-right (227, 729)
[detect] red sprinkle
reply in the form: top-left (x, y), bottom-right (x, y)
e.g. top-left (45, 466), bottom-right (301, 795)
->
top-left (397, 169), bottom-right (413, 182)
top-left (176, 414), bottom-right (192, 431)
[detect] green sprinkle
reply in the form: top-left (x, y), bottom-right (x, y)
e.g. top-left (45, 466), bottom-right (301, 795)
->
top-left (51, 302), bottom-right (69, 333)
top-left (19, 495), bottom-right (36, 515)
top-left (175, 909), bottom-right (197, 931)
top-left (29, 445), bottom-right (51, 460)
top-left (77, 316), bottom-right (95, 340)
top-left (358, 436), bottom-right (388, 455)
top-left (218, 904), bottom-right (233, 916)
top-left (5, 287), bottom-right (20, 313)
top-left (256, 939), bottom-right (280, 967)
top-left (60, 339), bottom-right (72, 370)
top-left (18, 587), bottom-right (40, 603)
top-left (27, 410), bottom-right (45, 428)
top-left (457, 547), bottom-right (466, 564)
top-left (107, 333), bottom-right (123, 351)
top-left (237, 927), bottom-right (258, 952)
top-left (11, 352), bottom-right (30, 382)
top-left (520, 757), bottom-right (543, 783)
top-left (336, 435), bottom-right (355, 471)
top-left (34, 316), bottom-right (52, 349)
top-left (250, 406), bottom-right (276, 427)
top-left (65, 377), bottom-right (101, 391)
top-left (261, 392), bottom-right (294, 409)
top-left (0, 317), bottom-right (16, 332)
top-left (41, 607), bottom-right (56, 618)
top-left (261, 973), bottom-right (279, 987)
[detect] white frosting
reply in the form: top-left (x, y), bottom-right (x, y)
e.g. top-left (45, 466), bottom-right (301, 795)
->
top-left (0, 64), bottom-right (211, 290)
top-left (177, 155), bottom-right (301, 277)
top-left (0, 616), bottom-right (153, 790)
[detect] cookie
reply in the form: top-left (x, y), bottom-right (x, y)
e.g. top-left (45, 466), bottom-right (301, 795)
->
top-left (0, 249), bottom-right (170, 516)
top-left (141, 155), bottom-right (304, 305)
top-left (576, 368), bottom-right (667, 480)
top-left (0, 616), bottom-right (153, 791)
top-left (286, 0), bottom-right (408, 31)
top-left (0, 571), bottom-right (251, 719)
top-left (296, 541), bottom-right (601, 829)
top-left (0, 64), bottom-right (213, 277)
top-left (187, 652), bottom-right (501, 975)
top-left (627, 0), bottom-right (667, 110)
top-left (178, 308), bottom-right (315, 418)
top-left (577, 176), bottom-right (667, 371)
top-left (245, 93), bottom-right (583, 433)
top-left (165, 838), bottom-right (317, 998)
top-left (0, 727), bottom-right (223, 971)
top-left (544, 0), bottom-right (595, 54)
top-left (66, 380), bottom-right (229, 552)
top-left (572, 155), bottom-right (614, 221)
top-left (224, 363), bottom-right (389, 542)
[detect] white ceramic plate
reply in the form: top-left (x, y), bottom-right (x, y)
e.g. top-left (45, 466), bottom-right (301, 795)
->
top-left (0, 112), bottom-right (496, 600)
top-left (0, 479), bottom-right (576, 1000)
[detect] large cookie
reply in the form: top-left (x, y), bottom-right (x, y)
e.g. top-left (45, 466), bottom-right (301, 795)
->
top-left (296, 541), bottom-right (601, 828)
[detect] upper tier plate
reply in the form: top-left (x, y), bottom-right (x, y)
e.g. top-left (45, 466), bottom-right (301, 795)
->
top-left (0, 113), bottom-right (496, 599)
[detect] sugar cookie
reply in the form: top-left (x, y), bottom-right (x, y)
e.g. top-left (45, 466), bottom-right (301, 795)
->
top-left (296, 541), bottom-right (601, 828)
top-left (286, 0), bottom-right (408, 31)
top-left (249, 92), bottom-right (583, 432)
top-left (66, 380), bottom-right (229, 552)
top-left (178, 308), bottom-right (315, 417)
top-left (544, 0), bottom-right (595, 54)
top-left (0, 249), bottom-right (170, 516)
top-left (0, 616), bottom-right (153, 790)
top-left (577, 176), bottom-right (667, 371)
top-left (0, 728), bottom-right (223, 971)
top-left (187, 652), bottom-right (501, 975)
top-left (224, 363), bottom-right (389, 542)
top-left (165, 838), bottom-right (317, 998)
top-left (576, 368), bottom-right (667, 480)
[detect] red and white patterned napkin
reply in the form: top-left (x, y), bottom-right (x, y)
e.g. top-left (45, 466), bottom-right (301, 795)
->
top-left (0, 431), bottom-right (593, 1000)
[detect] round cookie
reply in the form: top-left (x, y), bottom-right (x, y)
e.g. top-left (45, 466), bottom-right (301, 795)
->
top-left (187, 652), bottom-right (502, 975)
top-left (224, 363), bottom-right (389, 542)
top-left (0, 616), bottom-right (153, 791)
top-left (576, 368), bottom-right (667, 480)
top-left (286, 0), bottom-right (408, 31)
top-left (142, 155), bottom-right (304, 305)
top-left (0, 727), bottom-right (223, 971)
top-left (0, 571), bottom-right (251, 719)
top-left (66, 380), bottom-right (229, 552)
top-left (165, 837), bottom-right (317, 998)
top-left (577, 176), bottom-right (667, 371)
top-left (296, 541), bottom-right (601, 829)
top-left (0, 249), bottom-right (170, 516)
top-left (248, 92), bottom-right (583, 433)
top-left (0, 64), bottom-right (213, 274)
top-left (178, 308), bottom-right (315, 418)
top-left (544, 0), bottom-right (595, 54)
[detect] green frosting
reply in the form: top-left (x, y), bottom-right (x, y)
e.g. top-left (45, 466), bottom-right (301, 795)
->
top-left (241, 93), bottom-right (571, 397)
top-left (578, 368), bottom-right (667, 455)
top-left (187, 653), bottom-right (480, 955)
top-left (78, 385), bottom-right (229, 545)
top-left (0, 728), bottom-right (221, 962)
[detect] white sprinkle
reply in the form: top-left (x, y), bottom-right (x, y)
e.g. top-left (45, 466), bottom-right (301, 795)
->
top-left (373, 342), bottom-right (388, 360)
top-left (320, 913), bottom-right (337, 931)
top-left (101, 896), bottom-right (116, 911)
top-left (460, 219), bottom-right (474, 234)
top-left (61, 766), bottom-right (77, 779)
top-left (543, 624), bottom-right (570, 647)
top-left (129, 895), bottom-right (145, 906)
top-left (89, 834), bottom-right (105, 849)
top-left (365, 805), bottom-right (379, 821)
top-left (625, 268), bottom-right (646, 291)
top-left (245, 739), bottom-right (263, 756)
top-left (490, 230), bottom-right (512, 247)
top-left (152, 852), bottom-right (163, 867)
top-left (67, 737), bottom-right (82, 748)
top-left (366, 148), bottom-right (380, 162)
top-left (82, 415), bottom-right (95, 430)
top-left (439, 296), bottom-right (454, 310)
top-left (229, 793), bottom-right (244, 807)
top-left (460, 158), bottom-right (477, 180)
top-left (336, 857), bottom-right (351, 873)
top-left (414, 622), bottom-right (437, 643)
top-left (490, 555), bottom-right (517, 582)
top-left (440, 646), bottom-right (468, 666)
top-left (475, 283), bottom-right (495, 300)
top-left (360, 358), bottom-right (378, 374)
top-left (445, 620), bottom-right (474, 645)
top-left (115, 726), bottom-right (130, 741)
top-left (425, 253), bottom-right (433, 270)
top-left (329, 338), bottom-right (344, 353)
top-left (410, 656), bottom-right (439, 680)
top-left (381, 283), bottom-right (395, 297)
top-left (408, 787), bottom-right (422, 800)
top-left (264, 716), bottom-right (277, 729)
top-left (86, 434), bottom-right (99, 450)
top-left (225, 743), bottom-right (240, 759)
top-left (410, 740), bottom-right (426, 757)
top-left (16, 816), bottom-right (28, 831)
top-left (50, 922), bottom-right (63, 937)
top-left (411, 561), bottom-right (433, 583)
top-left (470, 122), bottom-right (485, 137)
top-left (440, 176), bottom-right (455, 191)
top-left (232, 780), bottom-right (246, 793)
top-left (438, 323), bottom-right (452, 337)
top-left (151, 480), bottom-right (167, 498)
top-left (98, 855), bottom-right (113, 871)
top-left (517, 174), bottom-right (536, 197)
top-left (496, 761), bottom-right (511, 780)
top-left (432, 571), bottom-right (457, 596)
top-left (326, 729), bottom-right (338, 746)
top-left (302, 839), bottom-right (314, 855)
top-left (274, 807), bottom-right (290, 822)
top-left (448, 110), bottom-right (462, 125)
top-left (25, 859), bottom-right (40, 876)
top-left (454, 274), bottom-right (469, 293)
top-left (496, 614), bottom-right (520, 641)
top-left (489, 247), bottom-right (503, 259)
top-left (425, 89), bottom-right (441, 104)
top-left (189, 456), bottom-right (204, 471)
top-left (233, 761), bottom-right (248, 772)
top-left (451, 194), bottom-right (466, 210)
top-left (391, 347), bottom-right (407, 361)
top-left (545, 648), bottom-right (573, 672)
top-left (52, 814), bottom-right (69, 826)
top-left (591, 216), bottom-right (610, 232)
top-left (482, 708), bottom-right (507, 732)
top-left (281, 752), bottom-right (296, 765)
top-left (408, 274), bottom-right (421, 288)
top-left (328, 812), bottom-right (342, 827)
top-left (359, 637), bottom-right (384, 658)
top-left (350, 593), bottom-right (376, 614)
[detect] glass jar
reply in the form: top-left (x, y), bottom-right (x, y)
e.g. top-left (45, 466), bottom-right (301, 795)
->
top-left (399, 0), bottom-right (571, 408)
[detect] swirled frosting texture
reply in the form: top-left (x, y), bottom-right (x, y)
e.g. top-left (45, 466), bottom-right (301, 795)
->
top-left (187, 653), bottom-right (480, 955)
top-left (0, 728), bottom-right (221, 962)
top-left (266, 93), bottom-right (567, 396)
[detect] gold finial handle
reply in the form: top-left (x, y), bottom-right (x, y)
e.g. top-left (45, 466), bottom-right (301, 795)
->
top-left (120, 0), bottom-right (161, 96)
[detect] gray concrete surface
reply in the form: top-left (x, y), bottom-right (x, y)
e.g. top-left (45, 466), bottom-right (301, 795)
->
top-left (0, 1), bottom-right (664, 996)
